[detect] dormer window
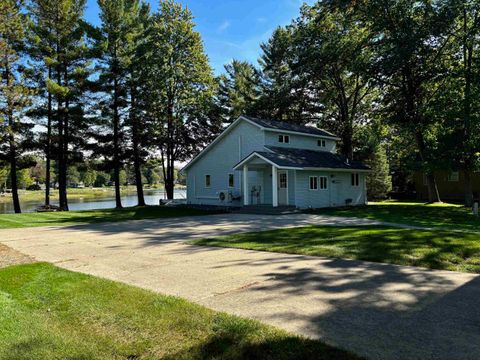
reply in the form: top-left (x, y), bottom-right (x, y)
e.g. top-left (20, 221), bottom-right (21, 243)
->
top-left (318, 139), bottom-right (326, 148)
top-left (278, 135), bottom-right (290, 143)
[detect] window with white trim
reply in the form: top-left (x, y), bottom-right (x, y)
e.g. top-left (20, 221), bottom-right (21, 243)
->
top-left (351, 173), bottom-right (359, 187)
top-left (318, 139), bottom-right (326, 148)
top-left (205, 174), bottom-right (211, 188)
top-left (228, 173), bottom-right (234, 187)
top-left (447, 171), bottom-right (459, 182)
top-left (279, 173), bottom-right (287, 188)
top-left (309, 176), bottom-right (318, 190)
top-left (319, 176), bottom-right (328, 190)
top-left (278, 135), bottom-right (290, 144)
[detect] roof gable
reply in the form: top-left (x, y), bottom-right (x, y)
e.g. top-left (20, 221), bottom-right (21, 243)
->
top-left (181, 116), bottom-right (255, 171)
top-left (241, 116), bottom-right (339, 139)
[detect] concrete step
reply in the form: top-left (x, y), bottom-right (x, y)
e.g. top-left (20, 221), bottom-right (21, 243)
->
top-left (233, 205), bottom-right (300, 215)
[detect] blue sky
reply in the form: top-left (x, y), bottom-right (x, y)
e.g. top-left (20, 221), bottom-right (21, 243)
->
top-left (85, 0), bottom-right (314, 74)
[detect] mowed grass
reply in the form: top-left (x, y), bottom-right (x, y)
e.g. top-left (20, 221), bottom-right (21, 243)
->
top-left (0, 263), bottom-right (358, 360)
top-left (0, 206), bottom-right (216, 229)
top-left (192, 225), bottom-right (480, 274)
top-left (306, 201), bottom-right (480, 231)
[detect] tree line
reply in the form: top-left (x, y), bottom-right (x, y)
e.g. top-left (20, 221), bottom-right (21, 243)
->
top-left (219, 0), bottom-right (480, 206)
top-left (1, 0), bottom-right (479, 213)
top-left (0, 157), bottom-right (181, 191)
top-left (1, 0), bottom-right (220, 213)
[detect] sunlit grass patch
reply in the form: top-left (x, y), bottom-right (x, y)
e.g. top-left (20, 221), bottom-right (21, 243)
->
top-left (192, 225), bottom-right (480, 273)
top-left (306, 202), bottom-right (478, 231)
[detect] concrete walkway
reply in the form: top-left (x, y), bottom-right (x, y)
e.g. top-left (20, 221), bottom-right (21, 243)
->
top-left (1, 213), bottom-right (479, 360)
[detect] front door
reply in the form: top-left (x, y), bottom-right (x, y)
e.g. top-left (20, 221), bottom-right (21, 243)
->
top-left (278, 171), bottom-right (288, 205)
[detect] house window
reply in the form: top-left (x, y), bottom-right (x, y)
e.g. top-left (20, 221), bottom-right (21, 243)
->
top-left (318, 139), bottom-right (326, 148)
top-left (448, 171), bottom-right (459, 182)
top-left (279, 173), bottom-right (287, 188)
top-left (351, 173), bottom-right (359, 187)
top-left (278, 135), bottom-right (290, 144)
top-left (309, 176), bottom-right (318, 190)
top-left (205, 175), bottom-right (211, 188)
top-left (228, 173), bottom-right (234, 187)
top-left (319, 176), bottom-right (328, 190)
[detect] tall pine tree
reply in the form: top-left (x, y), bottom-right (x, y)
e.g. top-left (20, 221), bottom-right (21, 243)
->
top-left (218, 60), bottom-right (261, 124)
top-left (0, 0), bottom-right (33, 213)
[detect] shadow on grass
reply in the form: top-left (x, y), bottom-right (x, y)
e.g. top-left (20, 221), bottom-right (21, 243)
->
top-left (163, 333), bottom-right (360, 360)
top-left (193, 225), bottom-right (480, 273)
top-left (165, 241), bottom-right (480, 359)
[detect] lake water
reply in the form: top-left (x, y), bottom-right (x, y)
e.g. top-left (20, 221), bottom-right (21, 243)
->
top-left (0, 189), bottom-right (187, 214)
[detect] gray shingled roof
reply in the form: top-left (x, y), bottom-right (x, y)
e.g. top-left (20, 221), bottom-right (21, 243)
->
top-left (242, 116), bottom-right (338, 138)
top-left (245, 146), bottom-right (370, 170)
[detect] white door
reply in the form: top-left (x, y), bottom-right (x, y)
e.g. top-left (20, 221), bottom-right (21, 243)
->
top-left (278, 171), bottom-right (288, 205)
top-left (330, 179), bottom-right (343, 207)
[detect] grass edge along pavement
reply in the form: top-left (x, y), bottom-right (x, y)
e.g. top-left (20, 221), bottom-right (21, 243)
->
top-left (0, 262), bottom-right (360, 360)
top-left (191, 224), bottom-right (480, 274)
top-left (305, 201), bottom-right (480, 232)
top-left (0, 205), bottom-right (218, 229)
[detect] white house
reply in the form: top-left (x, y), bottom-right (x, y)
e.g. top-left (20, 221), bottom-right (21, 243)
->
top-left (182, 116), bottom-right (370, 209)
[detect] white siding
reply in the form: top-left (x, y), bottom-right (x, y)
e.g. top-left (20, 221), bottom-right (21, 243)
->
top-left (185, 117), bottom-right (367, 209)
top-left (186, 121), bottom-right (265, 206)
top-left (264, 132), bottom-right (336, 153)
top-left (295, 171), bottom-right (366, 209)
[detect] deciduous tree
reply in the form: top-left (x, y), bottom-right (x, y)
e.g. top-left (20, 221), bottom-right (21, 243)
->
top-left (140, 0), bottom-right (218, 199)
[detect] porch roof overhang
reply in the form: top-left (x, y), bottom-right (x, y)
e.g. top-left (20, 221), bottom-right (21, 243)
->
top-left (233, 146), bottom-right (372, 172)
top-left (233, 152), bottom-right (302, 171)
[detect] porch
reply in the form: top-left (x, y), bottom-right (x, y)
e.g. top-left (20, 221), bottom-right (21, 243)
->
top-left (233, 153), bottom-right (295, 208)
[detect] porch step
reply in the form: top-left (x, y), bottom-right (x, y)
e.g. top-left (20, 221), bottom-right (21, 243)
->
top-left (233, 205), bottom-right (300, 215)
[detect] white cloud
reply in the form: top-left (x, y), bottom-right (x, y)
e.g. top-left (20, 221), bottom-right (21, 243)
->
top-left (217, 28), bottom-right (275, 65)
top-left (217, 20), bottom-right (230, 33)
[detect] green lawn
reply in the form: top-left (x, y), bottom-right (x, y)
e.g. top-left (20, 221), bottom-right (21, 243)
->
top-left (192, 225), bottom-right (480, 274)
top-left (0, 206), bottom-right (215, 229)
top-left (0, 263), bottom-right (358, 360)
top-left (306, 201), bottom-right (480, 231)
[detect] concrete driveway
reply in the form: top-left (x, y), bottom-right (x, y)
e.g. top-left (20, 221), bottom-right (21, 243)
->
top-left (1, 213), bottom-right (479, 360)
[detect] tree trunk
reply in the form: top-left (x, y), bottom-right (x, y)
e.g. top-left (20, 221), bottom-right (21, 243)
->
top-left (45, 66), bottom-right (52, 206)
top-left (462, 9), bottom-right (474, 208)
top-left (5, 61), bottom-right (21, 213)
top-left (58, 66), bottom-right (69, 211)
top-left (342, 121), bottom-right (354, 160)
top-left (425, 172), bottom-right (441, 203)
top-left (415, 130), bottom-right (441, 203)
top-left (113, 75), bottom-right (122, 209)
top-left (130, 84), bottom-right (145, 206)
top-left (8, 132), bottom-right (21, 214)
top-left (339, 101), bottom-right (353, 160)
top-left (165, 102), bottom-right (175, 200)
top-left (464, 170), bottom-right (474, 207)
